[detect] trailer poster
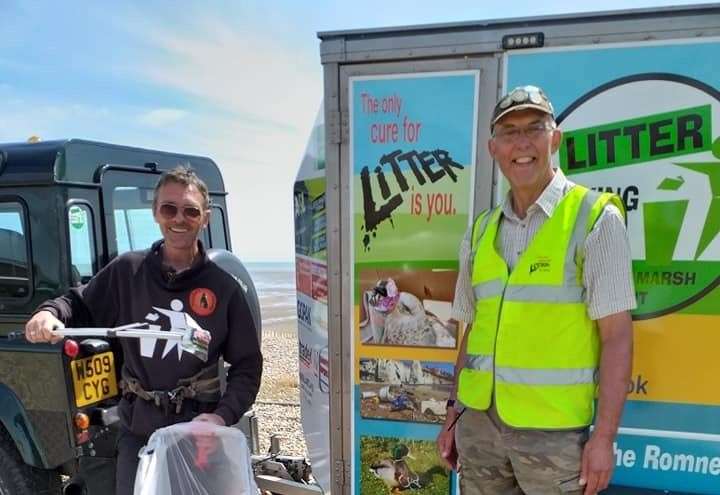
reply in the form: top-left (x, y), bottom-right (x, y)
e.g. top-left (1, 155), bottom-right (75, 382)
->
top-left (350, 72), bottom-right (479, 494)
top-left (507, 40), bottom-right (720, 494)
top-left (294, 108), bottom-right (331, 493)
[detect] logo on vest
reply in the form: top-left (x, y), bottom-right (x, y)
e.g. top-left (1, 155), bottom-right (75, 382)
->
top-left (529, 257), bottom-right (551, 274)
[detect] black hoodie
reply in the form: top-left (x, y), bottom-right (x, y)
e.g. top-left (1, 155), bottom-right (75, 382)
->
top-left (39, 240), bottom-right (262, 436)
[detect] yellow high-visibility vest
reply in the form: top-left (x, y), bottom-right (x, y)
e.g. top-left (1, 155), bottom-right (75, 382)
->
top-left (457, 185), bottom-right (624, 429)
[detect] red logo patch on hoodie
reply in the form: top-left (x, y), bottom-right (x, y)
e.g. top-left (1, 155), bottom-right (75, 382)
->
top-left (189, 288), bottom-right (217, 316)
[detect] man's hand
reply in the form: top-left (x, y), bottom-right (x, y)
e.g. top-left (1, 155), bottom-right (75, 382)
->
top-left (437, 428), bottom-right (457, 470)
top-left (579, 433), bottom-right (614, 494)
top-left (580, 310), bottom-right (632, 494)
top-left (193, 413), bottom-right (226, 426)
top-left (436, 408), bottom-right (459, 470)
top-left (188, 419), bottom-right (222, 469)
top-left (25, 311), bottom-right (64, 344)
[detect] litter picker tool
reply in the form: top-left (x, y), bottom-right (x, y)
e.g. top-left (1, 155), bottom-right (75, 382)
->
top-left (14, 322), bottom-right (212, 362)
top-left (58, 322), bottom-right (211, 362)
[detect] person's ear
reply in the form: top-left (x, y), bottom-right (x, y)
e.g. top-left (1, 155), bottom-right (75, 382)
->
top-left (550, 127), bottom-right (563, 154)
top-left (152, 205), bottom-right (161, 225)
top-left (488, 138), bottom-right (497, 159)
top-left (202, 209), bottom-right (211, 229)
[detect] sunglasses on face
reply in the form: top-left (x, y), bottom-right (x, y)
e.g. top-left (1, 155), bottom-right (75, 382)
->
top-left (158, 203), bottom-right (203, 220)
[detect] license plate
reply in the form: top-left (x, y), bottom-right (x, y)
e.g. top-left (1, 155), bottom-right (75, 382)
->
top-left (71, 351), bottom-right (119, 407)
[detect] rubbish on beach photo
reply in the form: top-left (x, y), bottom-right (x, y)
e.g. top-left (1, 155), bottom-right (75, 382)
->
top-left (359, 358), bottom-right (453, 424)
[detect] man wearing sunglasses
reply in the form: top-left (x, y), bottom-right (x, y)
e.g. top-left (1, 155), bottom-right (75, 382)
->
top-left (25, 165), bottom-right (263, 495)
top-left (437, 86), bottom-right (635, 495)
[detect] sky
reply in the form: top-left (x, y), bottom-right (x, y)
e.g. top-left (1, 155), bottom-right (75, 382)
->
top-left (0, 0), bottom-right (705, 261)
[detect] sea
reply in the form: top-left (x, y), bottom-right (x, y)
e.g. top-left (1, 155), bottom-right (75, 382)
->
top-left (245, 261), bottom-right (297, 330)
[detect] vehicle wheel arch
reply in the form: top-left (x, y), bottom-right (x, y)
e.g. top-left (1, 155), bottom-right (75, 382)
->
top-left (0, 383), bottom-right (47, 467)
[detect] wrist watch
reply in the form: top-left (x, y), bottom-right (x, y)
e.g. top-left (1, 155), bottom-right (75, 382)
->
top-left (446, 399), bottom-right (456, 409)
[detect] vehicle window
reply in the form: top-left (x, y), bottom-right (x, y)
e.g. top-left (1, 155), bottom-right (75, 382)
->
top-left (0, 202), bottom-right (30, 298)
top-left (68, 204), bottom-right (96, 285)
top-left (113, 186), bottom-right (161, 254)
top-left (209, 206), bottom-right (228, 249)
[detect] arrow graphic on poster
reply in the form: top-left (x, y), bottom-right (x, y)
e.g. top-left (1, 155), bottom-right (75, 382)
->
top-left (657, 176), bottom-right (685, 191)
top-left (675, 137), bottom-right (720, 260)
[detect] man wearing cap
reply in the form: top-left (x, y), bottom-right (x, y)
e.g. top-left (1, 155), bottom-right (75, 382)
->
top-left (437, 86), bottom-right (635, 494)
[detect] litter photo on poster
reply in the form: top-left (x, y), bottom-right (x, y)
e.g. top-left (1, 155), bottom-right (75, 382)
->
top-left (350, 71), bottom-right (478, 495)
top-left (358, 268), bottom-right (458, 348)
top-left (359, 358), bottom-right (453, 424)
top-left (506, 39), bottom-right (720, 494)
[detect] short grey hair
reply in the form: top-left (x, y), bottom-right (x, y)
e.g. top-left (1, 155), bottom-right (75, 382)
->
top-left (152, 164), bottom-right (210, 211)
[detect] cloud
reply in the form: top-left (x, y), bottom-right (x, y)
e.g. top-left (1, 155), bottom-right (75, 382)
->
top-left (117, 8), bottom-right (323, 261)
top-left (138, 108), bottom-right (188, 127)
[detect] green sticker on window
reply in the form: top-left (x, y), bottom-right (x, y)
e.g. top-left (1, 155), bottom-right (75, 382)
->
top-left (69, 206), bottom-right (86, 230)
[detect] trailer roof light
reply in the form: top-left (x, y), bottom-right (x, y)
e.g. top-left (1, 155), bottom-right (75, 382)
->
top-left (502, 33), bottom-right (544, 50)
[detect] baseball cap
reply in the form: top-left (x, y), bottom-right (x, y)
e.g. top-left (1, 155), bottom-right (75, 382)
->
top-left (491, 85), bottom-right (555, 129)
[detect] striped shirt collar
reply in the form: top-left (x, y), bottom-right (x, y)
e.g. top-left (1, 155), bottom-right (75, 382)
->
top-left (502, 168), bottom-right (569, 222)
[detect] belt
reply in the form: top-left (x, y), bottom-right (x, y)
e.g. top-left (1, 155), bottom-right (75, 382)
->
top-left (119, 363), bottom-right (221, 415)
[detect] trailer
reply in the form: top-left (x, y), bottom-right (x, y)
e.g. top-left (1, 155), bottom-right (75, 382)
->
top-left (294, 4), bottom-right (720, 494)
